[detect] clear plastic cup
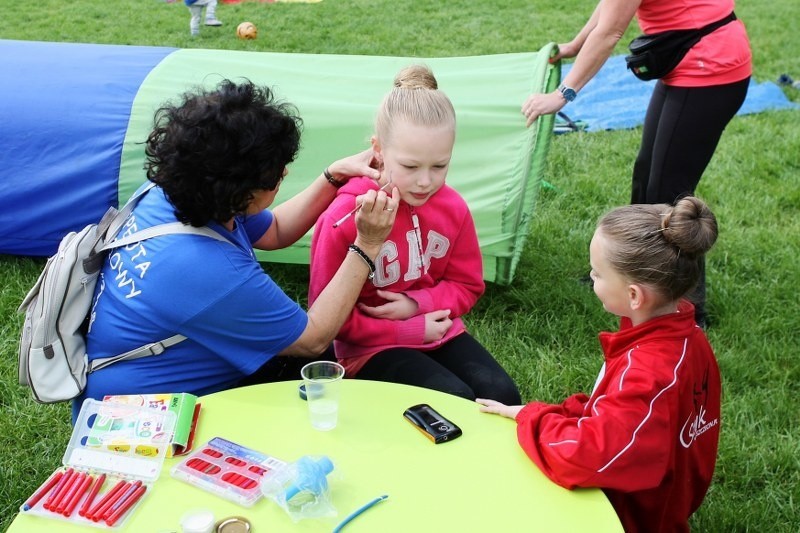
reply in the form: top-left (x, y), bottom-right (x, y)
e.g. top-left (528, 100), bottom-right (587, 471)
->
top-left (300, 361), bottom-right (345, 431)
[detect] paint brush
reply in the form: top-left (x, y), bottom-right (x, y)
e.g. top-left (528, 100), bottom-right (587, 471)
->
top-left (332, 174), bottom-right (393, 229)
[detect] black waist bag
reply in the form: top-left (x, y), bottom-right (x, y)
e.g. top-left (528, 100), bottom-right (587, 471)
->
top-left (625, 12), bottom-right (736, 81)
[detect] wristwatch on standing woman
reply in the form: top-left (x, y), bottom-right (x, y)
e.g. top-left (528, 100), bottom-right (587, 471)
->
top-left (558, 84), bottom-right (577, 102)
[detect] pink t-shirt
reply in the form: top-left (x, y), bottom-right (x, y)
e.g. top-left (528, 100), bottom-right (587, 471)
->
top-left (636, 0), bottom-right (752, 86)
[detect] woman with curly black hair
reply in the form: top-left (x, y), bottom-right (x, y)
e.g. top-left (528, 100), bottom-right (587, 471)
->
top-left (74, 79), bottom-right (398, 415)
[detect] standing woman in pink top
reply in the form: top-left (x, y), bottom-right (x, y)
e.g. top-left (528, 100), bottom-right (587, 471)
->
top-left (522, 0), bottom-right (751, 328)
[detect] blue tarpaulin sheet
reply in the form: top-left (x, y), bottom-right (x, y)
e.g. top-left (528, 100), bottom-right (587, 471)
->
top-left (560, 55), bottom-right (799, 132)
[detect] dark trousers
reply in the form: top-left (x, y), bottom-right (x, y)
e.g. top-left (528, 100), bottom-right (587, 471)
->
top-left (631, 77), bottom-right (749, 317)
top-left (237, 345), bottom-right (337, 388)
top-left (356, 332), bottom-right (521, 406)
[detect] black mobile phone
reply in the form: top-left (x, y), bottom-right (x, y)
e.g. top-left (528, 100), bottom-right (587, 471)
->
top-left (403, 404), bottom-right (462, 444)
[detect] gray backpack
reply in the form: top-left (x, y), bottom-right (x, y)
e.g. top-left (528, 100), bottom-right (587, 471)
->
top-left (17, 183), bottom-right (228, 403)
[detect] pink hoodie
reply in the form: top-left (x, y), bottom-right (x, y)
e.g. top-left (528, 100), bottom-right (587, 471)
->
top-left (309, 177), bottom-right (485, 375)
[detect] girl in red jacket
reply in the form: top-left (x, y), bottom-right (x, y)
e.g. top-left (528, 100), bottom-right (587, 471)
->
top-left (309, 65), bottom-right (520, 405)
top-left (478, 197), bottom-right (721, 532)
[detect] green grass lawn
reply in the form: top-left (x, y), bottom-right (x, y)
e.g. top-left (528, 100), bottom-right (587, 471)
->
top-left (1, 1), bottom-right (799, 531)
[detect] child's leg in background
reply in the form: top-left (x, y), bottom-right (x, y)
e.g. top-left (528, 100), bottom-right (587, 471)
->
top-left (204, 0), bottom-right (222, 25)
top-left (432, 333), bottom-right (522, 405)
top-left (188, 4), bottom-right (204, 35)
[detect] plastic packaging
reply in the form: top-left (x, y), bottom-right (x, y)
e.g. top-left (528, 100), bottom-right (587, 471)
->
top-left (259, 455), bottom-right (337, 522)
top-left (171, 437), bottom-right (285, 507)
top-left (19, 399), bottom-right (175, 529)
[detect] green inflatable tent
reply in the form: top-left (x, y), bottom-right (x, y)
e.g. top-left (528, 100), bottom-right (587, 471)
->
top-left (119, 44), bottom-right (559, 285)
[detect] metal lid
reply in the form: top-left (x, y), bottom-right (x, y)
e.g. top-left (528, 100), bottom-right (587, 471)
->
top-left (216, 516), bottom-right (252, 533)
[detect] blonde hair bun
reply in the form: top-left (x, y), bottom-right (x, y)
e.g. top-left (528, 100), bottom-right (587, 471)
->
top-left (394, 64), bottom-right (438, 90)
top-left (375, 64), bottom-right (455, 146)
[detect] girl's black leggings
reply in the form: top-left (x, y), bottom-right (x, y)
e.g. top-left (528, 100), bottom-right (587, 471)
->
top-left (356, 332), bottom-right (521, 406)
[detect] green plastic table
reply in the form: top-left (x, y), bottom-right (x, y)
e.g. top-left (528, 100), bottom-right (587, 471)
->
top-left (10, 380), bottom-right (622, 532)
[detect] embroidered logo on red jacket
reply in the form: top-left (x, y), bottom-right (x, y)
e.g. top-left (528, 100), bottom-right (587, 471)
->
top-left (680, 366), bottom-right (719, 448)
top-left (680, 404), bottom-right (719, 448)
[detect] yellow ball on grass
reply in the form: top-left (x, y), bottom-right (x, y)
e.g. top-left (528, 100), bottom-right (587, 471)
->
top-left (236, 22), bottom-right (258, 40)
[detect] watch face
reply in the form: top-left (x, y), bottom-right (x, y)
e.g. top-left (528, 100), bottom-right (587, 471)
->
top-left (560, 86), bottom-right (576, 102)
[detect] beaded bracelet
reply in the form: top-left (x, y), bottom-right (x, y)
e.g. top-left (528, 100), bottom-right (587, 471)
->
top-left (324, 168), bottom-right (345, 188)
top-left (348, 244), bottom-right (375, 280)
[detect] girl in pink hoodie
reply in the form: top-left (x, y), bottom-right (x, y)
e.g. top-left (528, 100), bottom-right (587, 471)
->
top-left (309, 65), bottom-right (520, 405)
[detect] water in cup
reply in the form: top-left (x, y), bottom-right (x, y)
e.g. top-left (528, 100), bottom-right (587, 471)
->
top-left (308, 398), bottom-right (338, 431)
top-left (301, 362), bottom-right (345, 431)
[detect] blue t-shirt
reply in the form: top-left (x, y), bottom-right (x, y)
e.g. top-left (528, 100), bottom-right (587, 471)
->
top-left (74, 185), bottom-right (307, 418)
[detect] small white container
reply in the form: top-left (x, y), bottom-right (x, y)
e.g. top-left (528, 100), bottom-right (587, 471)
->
top-left (179, 508), bottom-right (215, 533)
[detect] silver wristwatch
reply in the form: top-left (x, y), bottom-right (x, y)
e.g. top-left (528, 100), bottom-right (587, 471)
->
top-left (558, 84), bottom-right (577, 102)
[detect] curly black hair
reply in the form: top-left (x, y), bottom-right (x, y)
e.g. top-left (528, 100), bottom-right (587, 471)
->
top-left (144, 79), bottom-right (302, 226)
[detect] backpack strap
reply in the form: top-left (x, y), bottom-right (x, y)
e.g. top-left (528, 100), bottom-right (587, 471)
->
top-left (101, 221), bottom-right (229, 252)
top-left (103, 182), bottom-right (158, 242)
top-left (91, 218), bottom-right (231, 373)
top-left (88, 334), bottom-right (187, 373)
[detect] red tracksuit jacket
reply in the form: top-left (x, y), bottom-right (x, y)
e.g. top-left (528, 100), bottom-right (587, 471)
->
top-left (516, 301), bottom-right (720, 532)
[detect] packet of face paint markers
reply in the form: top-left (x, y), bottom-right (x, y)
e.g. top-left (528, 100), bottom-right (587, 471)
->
top-left (19, 399), bottom-right (176, 529)
top-left (171, 436), bottom-right (286, 507)
top-left (102, 392), bottom-right (201, 457)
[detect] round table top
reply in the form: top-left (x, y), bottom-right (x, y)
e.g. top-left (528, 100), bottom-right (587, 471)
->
top-left (10, 380), bottom-right (622, 532)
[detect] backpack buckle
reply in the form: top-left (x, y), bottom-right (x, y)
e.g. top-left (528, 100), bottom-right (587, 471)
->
top-left (148, 342), bottom-right (167, 356)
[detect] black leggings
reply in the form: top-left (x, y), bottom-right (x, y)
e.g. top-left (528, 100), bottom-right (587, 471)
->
top-left (631, 77), bottom-right (749, 204)
top-left (237, 345), bottom-right (337, 388)
top-left (355, 333), bottom-right (521, 405)
top-left (631, 77), bottom-right (749, 317)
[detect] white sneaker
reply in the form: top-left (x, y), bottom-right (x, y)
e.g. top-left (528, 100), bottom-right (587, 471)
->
top-left (205, 18), bottom-right (223, 26)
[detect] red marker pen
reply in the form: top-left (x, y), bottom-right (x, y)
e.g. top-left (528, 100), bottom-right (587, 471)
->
top-left (43, 468), bottom-right (73, 511)
top-left (56, 472), bottom-right (86, 514)
top-left (102, 480), bottom-right (142, 520)
top-left (23, 471), bottom-right (64, 511)
top-left (63, 474), bottom-right (93, 517)
top-left (105, 485), bottom-right (147, 527)
top-left (87, 479), bottom-right (127, 521)
top-left (49, 469), bottom-right (79, 513)
top-left (78, 473), bottom-right (106, 517)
